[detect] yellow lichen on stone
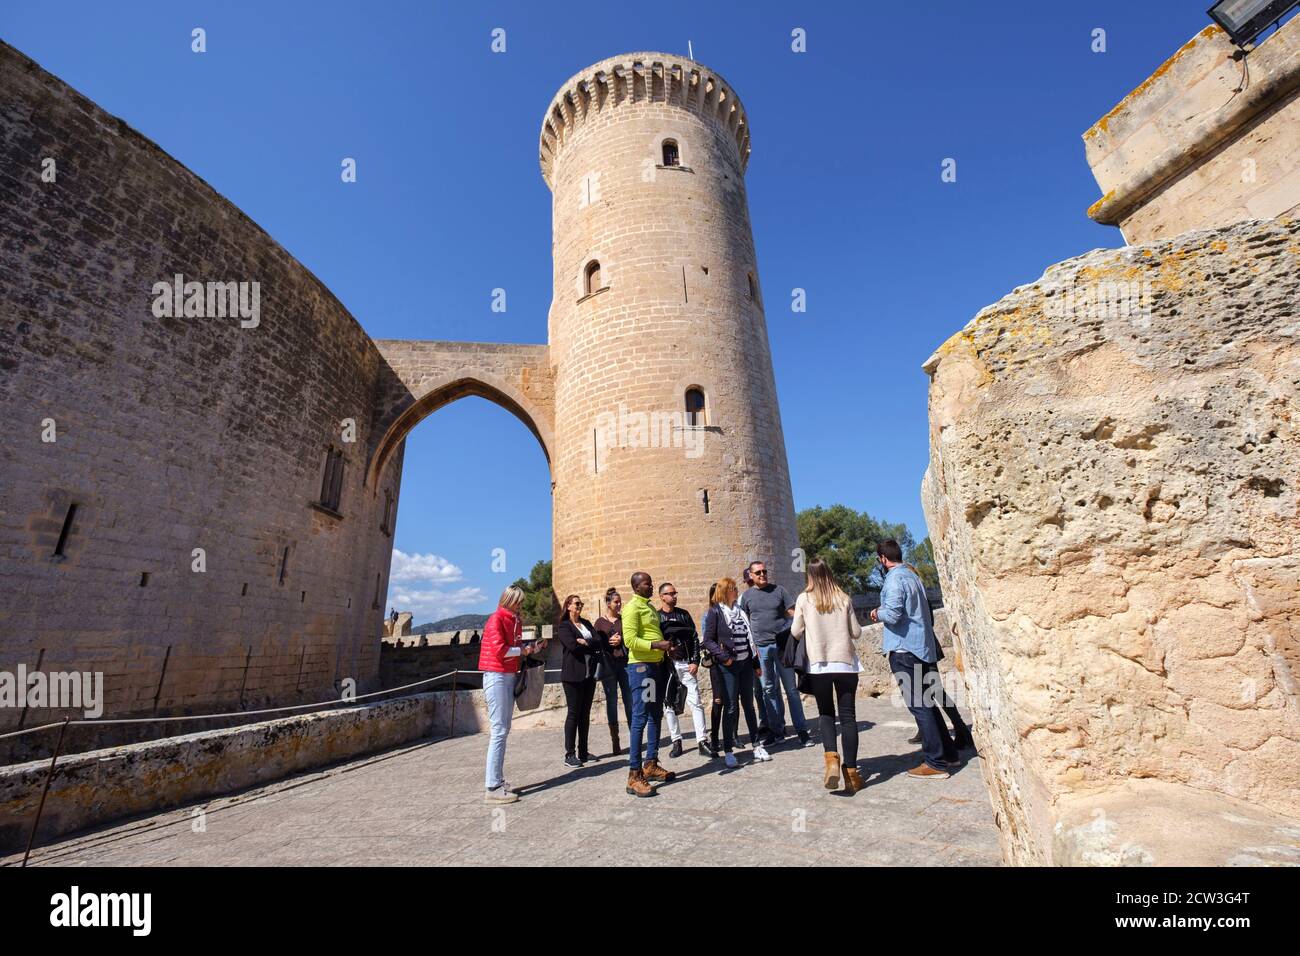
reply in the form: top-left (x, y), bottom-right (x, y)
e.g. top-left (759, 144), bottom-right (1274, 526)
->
top-left (1084, 25), bottom-right (1222, 140)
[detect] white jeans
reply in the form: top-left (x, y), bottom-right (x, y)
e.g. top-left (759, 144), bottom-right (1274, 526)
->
top-left (665, 659), bottom-right (707, 743)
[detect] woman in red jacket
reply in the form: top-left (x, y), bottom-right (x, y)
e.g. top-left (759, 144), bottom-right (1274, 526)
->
top-left (480, 585), bottom-right (548, 804)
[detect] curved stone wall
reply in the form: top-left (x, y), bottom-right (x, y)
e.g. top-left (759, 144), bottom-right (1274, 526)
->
top-left (0, 41), bottom-right (395, 735)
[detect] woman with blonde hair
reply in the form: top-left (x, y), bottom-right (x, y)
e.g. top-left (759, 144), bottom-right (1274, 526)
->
top-left (478, 585), bottom-right (549, 803)
top-left (791, 558), bottom-right (865, 794)
top-left (701, 576), bottom-right (770, 768)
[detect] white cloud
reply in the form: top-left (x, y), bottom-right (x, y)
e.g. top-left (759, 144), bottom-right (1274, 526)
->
top-left (387, 584), bottom-right (487, 622)
top-left (385, 549), bottom-right (486, 622)
top-left (389, 549), bottom-right (464, 584)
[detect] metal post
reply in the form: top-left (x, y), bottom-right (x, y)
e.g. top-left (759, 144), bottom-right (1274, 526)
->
top-left (23, 717), bottom-right (70, 868)
top-left (448, 670), bottom-right (458, 739)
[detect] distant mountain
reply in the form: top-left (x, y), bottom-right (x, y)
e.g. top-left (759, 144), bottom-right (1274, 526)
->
top-left (414, 613), bottom-right (490, 634)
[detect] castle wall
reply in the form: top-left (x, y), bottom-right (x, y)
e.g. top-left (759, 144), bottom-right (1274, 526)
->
top-left (0, 41), bottom-right (395, 738)
top-left (540, 54), bottom-right (800, 615)
top-left (1085, 20), bottom-right (1300, 243)
top-left (922, 218), bottom-right (1300, 863)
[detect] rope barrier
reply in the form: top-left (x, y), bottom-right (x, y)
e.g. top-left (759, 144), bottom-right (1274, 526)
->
top-left (0, 669), bottom-right (469, 739)
top-left (10, 654), bottom-right (564, 867)
top-left (1, 664), bottom-right (565, 740)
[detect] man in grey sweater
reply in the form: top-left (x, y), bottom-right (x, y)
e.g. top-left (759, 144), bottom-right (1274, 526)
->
top-left (740, 560), bottom-right (811, 745)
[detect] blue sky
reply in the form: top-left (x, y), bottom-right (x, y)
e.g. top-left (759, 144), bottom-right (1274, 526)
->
top-left (2, 1), bottom-right (1222, 620)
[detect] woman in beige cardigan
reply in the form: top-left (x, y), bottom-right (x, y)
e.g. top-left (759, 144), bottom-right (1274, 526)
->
top-left (791, 558), bottom-right (865, 794)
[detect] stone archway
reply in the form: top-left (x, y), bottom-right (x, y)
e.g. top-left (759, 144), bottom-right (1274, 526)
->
top-left (367, 341), bottom-right (556, 489)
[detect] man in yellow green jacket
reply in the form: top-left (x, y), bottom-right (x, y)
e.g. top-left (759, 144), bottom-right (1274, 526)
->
top-left (621, 571), bottom-right (676, 796)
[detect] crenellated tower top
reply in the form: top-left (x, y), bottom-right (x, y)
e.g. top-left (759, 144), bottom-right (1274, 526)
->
top-left (538, 51), bottom-right (751, 189)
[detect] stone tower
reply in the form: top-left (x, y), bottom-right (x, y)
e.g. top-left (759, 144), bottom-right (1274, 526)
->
top-left (539, 53), bottom-right (799, 614)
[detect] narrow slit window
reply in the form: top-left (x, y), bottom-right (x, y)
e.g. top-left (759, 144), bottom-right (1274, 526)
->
top-left (372, 572), bottom-right (382, 609)
top-left (662, 139), bottom-right (680, 167)
top-left (584, 260), bottom-right (602, 295)
top-left (381, 488), bottom-right (394, 536)
top-left (278, 546), bottom-right (289, 585)
top-left (747, 272), bottom-right (759, 302)
top-left (53, 502), bottom-right (78, 558)
top-left (685, 387), bottom-right (706, 427)
top-left (139, 572), bottom-right (149, 587)
top-left (319, 447), bottom-right (344, 512)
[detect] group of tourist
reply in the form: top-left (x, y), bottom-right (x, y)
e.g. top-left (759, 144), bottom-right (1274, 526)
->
top-left (476, 539), bottom-right (974, 804)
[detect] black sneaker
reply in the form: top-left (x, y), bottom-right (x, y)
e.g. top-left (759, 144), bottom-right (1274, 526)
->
top-left (761, 733), bottom-right (778, 747)
top-left (797, 728), bottom-right (810, 746)
top-left (563, 754), bottom-right (582, 769)
top-left (908, 731), bottom-right (922, 745)
top-left (697, 739), bottom-right (715, 758)
top-left (669, 739), bottom-right (684, 759)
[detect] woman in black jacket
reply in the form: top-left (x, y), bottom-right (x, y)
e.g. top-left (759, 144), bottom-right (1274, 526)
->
top-left (556, 594), bottom-right (598, 768)
top-left (701, 577), bottom-right (769, 768)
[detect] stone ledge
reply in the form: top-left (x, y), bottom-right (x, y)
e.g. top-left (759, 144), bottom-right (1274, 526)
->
top-left (0, 684), bottom-right (577, 855)
top-left (1051, 780), bottom-right (1300, 866)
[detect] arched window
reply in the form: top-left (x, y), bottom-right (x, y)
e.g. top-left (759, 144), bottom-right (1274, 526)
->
top-left (584, 260), bottom-right (602, 295)
top-left (662, 139), bottom-right (680, 167)
top-left (685, 387), bottom-right (706, 427)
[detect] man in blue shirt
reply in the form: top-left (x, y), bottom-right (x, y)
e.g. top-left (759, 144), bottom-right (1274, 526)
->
top-left (871, 539), bottom-right (971, 778)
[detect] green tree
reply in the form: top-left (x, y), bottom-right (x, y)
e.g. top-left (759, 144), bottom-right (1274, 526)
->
top-left (511, 559), bottom-right (557, 628)
top-left (907, 536), bottom-right (940, 588)
top-left (795, 504), bottom-right (916, 594)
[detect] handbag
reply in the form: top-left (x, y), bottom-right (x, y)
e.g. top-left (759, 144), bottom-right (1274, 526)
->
top-left (513, 656), bottom-right (546, 712)
top-left (667, 668), bottom-right (688, 715)
top-left (699, 608), bottom-right (715, 667)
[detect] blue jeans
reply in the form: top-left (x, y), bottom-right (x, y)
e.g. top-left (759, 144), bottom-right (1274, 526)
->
top-left (601, 662), bottom-right (632, 727)
top-left (483, 671), bottom-right (515, 789)
top-left (627, 661), bottom-right (665, 770)
top-left (889, 651), bottom-right (957, 770)
top-left (756, 642), bottom-right (808, 735)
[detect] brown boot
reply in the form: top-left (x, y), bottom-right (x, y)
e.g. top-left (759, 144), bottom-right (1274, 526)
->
top-left (609, 724), bottom-right (621, 756)
top-left (641, 758), bottom-right (676, 783)
top-left (842, 765), bottom-right (865, 795)
top-left (823, 752), bottom-right (841, 790)
top-left (626, 768), bottom-right (653, 797)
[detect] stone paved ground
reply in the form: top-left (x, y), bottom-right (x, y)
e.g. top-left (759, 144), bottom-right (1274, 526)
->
top-left (5, 698), bottom-right (1001, 866)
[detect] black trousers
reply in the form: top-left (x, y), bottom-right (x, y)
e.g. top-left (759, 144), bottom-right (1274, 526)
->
top-left (718, 659), bottom-right (762, 752)
top-left (809, 672), bottom-right (859, 765)
top-left (562, 677), bottom-right (597, 757)
top-left (709, 666), bottom-right (723, 743)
